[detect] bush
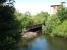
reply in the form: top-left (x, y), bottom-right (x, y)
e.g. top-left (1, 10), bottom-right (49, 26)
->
top-left (0, 0), bottom-right (22, 50)
top-left (45, 15), bottom-right (61, 34)
top-left (52, 20), bottom-right (67, 38)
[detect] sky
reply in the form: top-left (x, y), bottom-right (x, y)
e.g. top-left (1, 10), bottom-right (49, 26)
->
top-left (14, 0), bottom-right (67, 15)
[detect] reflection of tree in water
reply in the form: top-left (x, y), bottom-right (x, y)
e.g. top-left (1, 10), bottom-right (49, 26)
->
top-left (47, 37), bottom-right (67, 50)
top-left (18, 38), bottom-right (30, 50)
top-left (18, 37), bottom-right (37, 50)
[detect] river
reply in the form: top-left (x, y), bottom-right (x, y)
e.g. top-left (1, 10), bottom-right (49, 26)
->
top-left (18, 35), bottom-right (67, 50)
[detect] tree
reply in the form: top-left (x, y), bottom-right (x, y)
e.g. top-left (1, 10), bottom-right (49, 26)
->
top-left (45, 15), bottom-right (61, 34)
top-left (52, 20), bottom-right (67, 38)
top-left (24, 11), bottom-right (31, 17)
top-left (56, 2), bottom-right (67, 22)
top-left (31, 12), bottom-right (49, 25)
top-left (44, 2), bottom-right (67, 37)
top-left (0, 0), bottom-right (22, 50)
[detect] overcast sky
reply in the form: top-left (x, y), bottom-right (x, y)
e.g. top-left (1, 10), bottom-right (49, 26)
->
top-left (14, 0), bottom-right (67, 15)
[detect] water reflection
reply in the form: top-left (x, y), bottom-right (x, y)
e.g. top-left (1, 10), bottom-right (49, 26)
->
top-left (28, 37), bottom-right (49, 50)
top-left (18, 36), bottom-right (67, 50)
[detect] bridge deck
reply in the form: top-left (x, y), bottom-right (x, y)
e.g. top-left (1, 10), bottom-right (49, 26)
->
top-left (26, 24), bottom-right (42, 32)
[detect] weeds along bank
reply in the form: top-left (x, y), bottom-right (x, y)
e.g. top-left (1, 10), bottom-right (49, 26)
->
top-left (17, 4), bottom-right (67, 38)
top-left (44, 4), bottom-right (67, 38)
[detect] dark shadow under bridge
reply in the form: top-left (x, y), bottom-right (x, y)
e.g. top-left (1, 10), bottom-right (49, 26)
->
top-left (26, 24), bottom-right (42, 32)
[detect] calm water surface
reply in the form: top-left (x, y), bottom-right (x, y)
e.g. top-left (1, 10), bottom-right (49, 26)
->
top-left (19, 35), bottom-right (67, 50)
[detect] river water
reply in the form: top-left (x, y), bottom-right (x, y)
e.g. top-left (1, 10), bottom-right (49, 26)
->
top-left (18, 35), bottom-right (67, 50)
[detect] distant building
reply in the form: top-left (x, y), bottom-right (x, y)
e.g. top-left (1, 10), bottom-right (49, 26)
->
top-left (50, 2), bottom-right (65, 14)
top-left (51, 5), bottom-right (61, 14)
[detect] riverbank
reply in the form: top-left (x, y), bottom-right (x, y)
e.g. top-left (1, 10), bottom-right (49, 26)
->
top-left (21, 32), bottom-right (38, 39)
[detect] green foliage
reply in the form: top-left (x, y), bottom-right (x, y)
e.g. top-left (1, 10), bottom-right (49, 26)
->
top-left (21, 17), bottom-right (33, 28)
top-left (56, 4), bottom-right (67, 22)
top-left (0, 0), bottom-right (22, 50)
top-left (0, 0), bottom-right (6, 4)
top-left (44, 4), bottom-right (67, 38)
top-left (16, 11), bottom-right (49, 30)
top-left (16, 12), bottom-right (33, 29)
top-left (30, 12), bottom-right (49, 25)
top-left (15, 4), bottom-right (67, 38)
top-left (45, 15), bottom-right (61, 33)
top-left (52, 20), bottom-right (67, 38)
top-left (0, 0), bottom-right (67, 49)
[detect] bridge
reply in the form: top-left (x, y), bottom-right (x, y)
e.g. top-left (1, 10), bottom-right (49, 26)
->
top-left (21, 24), bottom-right (42, 38)
top-left (25, 24), bottom-right (42, 32)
